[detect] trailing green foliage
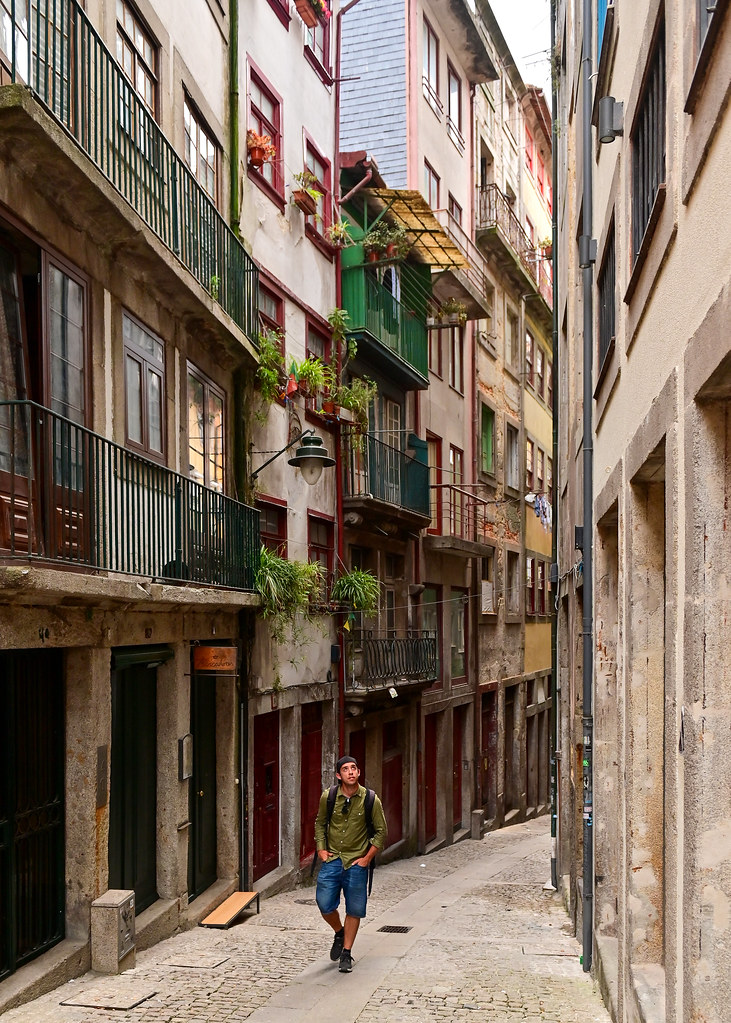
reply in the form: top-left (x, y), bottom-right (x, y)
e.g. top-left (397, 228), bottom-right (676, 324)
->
top-left (331, 569), bottom-right (381, 616)
top-left (256, 328), bottom-right (286, 405)
top-left (255, 545), bottom-right (325, 643)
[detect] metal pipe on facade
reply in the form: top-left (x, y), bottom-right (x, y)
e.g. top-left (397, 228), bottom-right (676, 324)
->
top-left (580, 0), bottom-right (595, 974)
top-left (229, 0), bottom-right (240, 230)
top-left (549, 0), bottom-right (559, 895)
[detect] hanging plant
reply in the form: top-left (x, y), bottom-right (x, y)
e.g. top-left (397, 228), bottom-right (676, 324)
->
top-left (331, 569), bottom-right (381, 616)
top-left (292, 170), bottom-right (323, 217)
top-left (256, 546), bottom-right (325, 644)
top-left (294, 0), bottom-right (330, 28)
top-left (255, 328), bottom-right (287, 405)
top-left (326, 219), bottom-right (352, 247)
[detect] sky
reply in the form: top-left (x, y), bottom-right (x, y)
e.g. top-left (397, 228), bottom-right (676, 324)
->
top-left (487, 0), bottom-right (552, 97)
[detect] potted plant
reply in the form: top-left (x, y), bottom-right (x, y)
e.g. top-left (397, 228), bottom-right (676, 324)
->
top-left (294, 0), bottom-right (329, 29)
top-left (336, 376), bottom-right (377, 433)
top-left (293, 355), bottom-right (327, 398)
top-left (326, 219), bottom-right (351, 247)
top-left (255, 327), bottom-right (287, 404)
top-left (440, 297), bottom-right (467, 327)
top-left (383, 224), bottom-right (410, 260)
top-left (538, 236), bottom-right (553, 260)
top-left (246, 129), bottom-right (276, 169)
top-left (331, 569), bottom-right (381, 616)
top-left (292, 170), bottom-right (323, 217)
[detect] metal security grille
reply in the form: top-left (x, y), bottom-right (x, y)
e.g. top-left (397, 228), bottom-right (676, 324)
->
top-left (598, 223), bottom-right (616, 369)
top-left (631, 25), bottom-right (666, 259)
top-left (377, 925), bottom-right (412, 933)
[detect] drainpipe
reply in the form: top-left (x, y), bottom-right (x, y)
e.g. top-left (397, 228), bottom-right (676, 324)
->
top-left (237, 612), bottom-right (250, 891)
top-left (229, 0), bottom-right (240, 230)
top-left (580, 0), bottom-right (595, 974)
top-left (549, 0), bottom-right (559, 896)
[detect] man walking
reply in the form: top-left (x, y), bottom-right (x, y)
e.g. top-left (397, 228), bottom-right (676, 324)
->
top-left (315, 755), bottom-right (387, 973)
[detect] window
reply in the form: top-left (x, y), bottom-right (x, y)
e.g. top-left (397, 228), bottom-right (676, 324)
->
top-left (422, 585), bottom-right (442, 683)
top-left (249, 66), bottom-right (282, 195)
top-left (506, 307), bottom-right (519, 368)
top-left (547, 182), bottom-right (553, 215)
top-left (449, 445), bottom-right (463, 536)
top-left (481, 549), bottom-right (496, 614)
top-left (257, 498), bottom-right (287, 555)
top-left (116, 0), bottom-right (157, 116)
top-left (448, 194), bottom-right (463, 227)
top-left (447, 63), bottom-right (463, 150)
top-left (306, 322), bottom-right (330, 365)
top-left (631, 24), bottom-right (665, 260)
top-left (536, 447), bottom-right (545, 495)
top-left (535, 345), bottom-right (544, 398)
top-left (424, 160), bottom-right (440, 209)
top-left (423, 18), bottom-right (440, 115)
top-left (537, 153), bottom-right (545, 196)
top-left (449, 326), bottom-right (463, 392)
top-left (480, 404), bottom-right (495, 475)
top-left (450, 587), bottom-right (466, 679)
top-left (187, 365), bottom-right (225, 490)
top-left (506, 550), bottom-right (520, 614)
top-left (547, 361), bottom-right (553, 410)
top-left (598, 221), bottom-right (616, 369)
top-left (526, 556), bottom-right (535, 614)
top-left (428, 321), bottom-right (442, 376)
top-left (547, 456), bottom-right (553, 502)
top-left (537, 560), bottom-right (546, 615)
top-left (526, 438), bottom-right (534, 491)
top-left (308, 514), bottom-right (334, 592)
top-left (305, 11), bottom-right (330, 73)
top-left (259, 280), bottom-right (285, 335)
top-left (305, 142), bottom-right (330, 236)
top-left (427, 434), bottom-right (442, 533)
top-left (123, 312), bottom-right (164, 458)
top-left (48, 261), bottom-right (87, 426)
top-left (525, 125), bottom-right (534, 173)
top-left (184, 97), bottom-right (217, 202)
top-left (526, 217), bottom-right (535, 246)
top-left (525, 331), bottom-right (534, 387)
top-left (505, 423), bottom-right (519, 490)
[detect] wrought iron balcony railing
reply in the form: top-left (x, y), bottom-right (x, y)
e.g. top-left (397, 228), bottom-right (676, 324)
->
top-left (345, 631), bottom-right (438, 692)
top-left (343, 432), bottom-right (430, 519)
top-left (476, 184), bottom-right (552, 308)
top-left (341, 266), bottom-right (428, 379)
top-left (429, 484), bottom-right (490, 544)
top-left (2, 0), bottom-right (258, 339)
top-left (0, 401), bottom-right (259, 590)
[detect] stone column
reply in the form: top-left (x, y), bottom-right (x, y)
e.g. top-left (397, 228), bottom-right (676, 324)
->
top-left (156, 642), bottom-right (189, 902)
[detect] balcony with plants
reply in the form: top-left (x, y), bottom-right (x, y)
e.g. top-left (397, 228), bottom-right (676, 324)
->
top-left (0, 0), bottom-right (259, 341)
top-left (342, 429), bottom-right (431, 533)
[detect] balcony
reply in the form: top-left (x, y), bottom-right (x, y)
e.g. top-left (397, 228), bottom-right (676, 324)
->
top-left (341, 264), bottom-right (428, 389)
top-left (424, 485), bottom-right (494, 558)
top-left (432, 209), bottom-right (493, 320)
top-left (342, 432), bottom-right (431, 534)
top-left (0, 0), bottom-right (258, 341)
top-left (476, 185), bottom-right (552, 318)
top-left (344, 631), bottom-right (438, 700)
top-left (0, 402), bottom-right (259, 591)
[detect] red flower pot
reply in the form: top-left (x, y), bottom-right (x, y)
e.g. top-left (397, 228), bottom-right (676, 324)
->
top-left (248, 146), bottom-right (265, 169)
top-left (293, 189), bottom-right (318, 216)
top-left (294, 0), bottom-right (318, 28)
top-left (366, 249), bottom-right (379, 263)
top-left (385, 242), bottom-right (397, 258)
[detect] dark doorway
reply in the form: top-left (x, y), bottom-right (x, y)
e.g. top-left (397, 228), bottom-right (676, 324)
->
top-left (188, 671), bottom-right (217, 900)
top-left (253, 711), bottom-right (279, 881)
top-left (109, 649), bottom-right (166, 914)
top-left (424, 714), bottom-right (437, 844)
top-left (349, 727), bottom-right (367, 784)
top-left (452, 707), bottom-right (464, 830)
top-left (381, 721), bottom-right (403, 847)
top-left (480, 690), bottom-right (498, 819)
top-left (0, 649), bottom-right (65, 980)
top-left (504, 685), bottom-right (519, 811)
top-left (299, 704), bottom-right (322, 863)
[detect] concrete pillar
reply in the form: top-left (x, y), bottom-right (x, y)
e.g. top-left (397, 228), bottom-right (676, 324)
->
top-left (65, 646), bottom-right (112, 943)
top-left (216, 672), bottom-right (239, 880)
top-left (279, 704), bottom-right (298, 874)
top-left (156, 643), bottom-right (189, 902)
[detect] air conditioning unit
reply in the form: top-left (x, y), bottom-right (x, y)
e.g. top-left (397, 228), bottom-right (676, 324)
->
top-left (481, 580), bottom-right (495, 614)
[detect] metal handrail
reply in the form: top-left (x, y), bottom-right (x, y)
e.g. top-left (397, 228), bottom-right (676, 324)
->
top-left (429, 483), bottom-right (490, 543)
top-left (342, 266), bottom-right (428, 378)
top-left (343, 432), bottom-right (430, 518)
top-left (433, 208), bottom-right (491, 301)
top-left (345, 630), bottom-right (438, 689)
top-left (476, 184), bottom-right (553, 309)
top-left (0, 401), bottom-right (259, 589)
top-left (4, 0), bottom-right (258, 339)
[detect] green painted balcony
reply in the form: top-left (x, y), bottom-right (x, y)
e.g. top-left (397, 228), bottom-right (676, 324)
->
top-left (0, 0), bottom-right (258, 341)
top-left (342, 431), bottom-right (431, 533)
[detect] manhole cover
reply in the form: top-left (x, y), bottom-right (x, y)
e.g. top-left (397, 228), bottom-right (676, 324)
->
top-left (377, 925), bottom-right (412, 933)
top-left (294, 898), bottom-right (318, 905)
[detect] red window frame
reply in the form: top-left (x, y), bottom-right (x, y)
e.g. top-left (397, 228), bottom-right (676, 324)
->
top-left (526, 438), bottom-right (534, 491)
top-left (449, 325), bottom-right (463, 393)
top-left (308, 512), bottom-right (335, 593)
top-left (424, 159), bottom-right (440, 209)
top-left (427, 432), bottom-right (442, 535)
top-left (537, 560), bottom-right (546, 615)
top-left (248, 61), bottom-right (284, 204)
top-left (428, 322), bottom-right (443, 377)
top-left (525, 125), bottom-right (534, 174)
top-left (304, 11), bottom-right (332, 81)
top-left (257, 495), bottom-right (288, 556)
top-left (304, 137), bottom-right (332, 248)
top-left (526, 557), bottom-right (536, 614)
top-left (525, 331), bottom-right (534, 387)
top-left (537, 153), bottom-right (545, 196)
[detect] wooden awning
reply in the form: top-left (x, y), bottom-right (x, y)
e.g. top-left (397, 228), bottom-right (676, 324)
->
top-left (365, 188), bottom-right (468, 270)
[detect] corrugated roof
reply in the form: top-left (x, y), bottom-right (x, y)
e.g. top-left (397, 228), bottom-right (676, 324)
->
top-left (365, 189), bottom-right (468, 270)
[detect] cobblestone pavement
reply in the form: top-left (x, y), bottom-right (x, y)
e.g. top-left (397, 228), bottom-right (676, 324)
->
top-left (4, 820), bottom-right (611, 1023)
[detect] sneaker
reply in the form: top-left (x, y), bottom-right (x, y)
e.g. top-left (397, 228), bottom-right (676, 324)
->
top-left (339, 949), bottom-right (353, 973)
top-left (329, 928), bottom-right (345, 962)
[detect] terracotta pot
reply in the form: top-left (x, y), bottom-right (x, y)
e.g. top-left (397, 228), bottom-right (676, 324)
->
top-left (248, 146), bottom-right (265, 169)
top-left (294, 0), bottom-right (319, 27)
top-left (321, 399), bottom-right (340, 416)
top-left (366, 249), bottom-right (379, 263)
top-left (293, 189), bottom-right (318, 216)
top-left (385, 242), bottom-right (397, 258)
top-left (543, 244), bottom-right (553, 260)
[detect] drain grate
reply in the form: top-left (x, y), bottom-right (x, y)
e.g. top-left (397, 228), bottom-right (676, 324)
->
top-left (377, 925), bottom-right (412, 933)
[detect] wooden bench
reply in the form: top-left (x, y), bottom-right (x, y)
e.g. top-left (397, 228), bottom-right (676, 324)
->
top-left (199, 891), bottom-right (260, 929)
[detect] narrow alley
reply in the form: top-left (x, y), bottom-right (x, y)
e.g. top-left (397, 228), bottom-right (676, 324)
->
top-left (4, 821), bottom-right (609, 1023)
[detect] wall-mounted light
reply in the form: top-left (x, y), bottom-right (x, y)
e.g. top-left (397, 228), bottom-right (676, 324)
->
top-left (598, 96), bottom-right (624, 144)
top-left (250, 428), bottom-right (334, 486)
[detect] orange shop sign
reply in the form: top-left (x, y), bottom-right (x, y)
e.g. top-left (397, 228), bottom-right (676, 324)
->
top-left (193, 645), bottom-right (238, 674)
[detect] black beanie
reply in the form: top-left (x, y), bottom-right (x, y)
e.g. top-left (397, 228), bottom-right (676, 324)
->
top-left (336, 755), bottom-right (358, 772)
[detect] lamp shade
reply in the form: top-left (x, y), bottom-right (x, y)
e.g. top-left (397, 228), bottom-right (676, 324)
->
top-left (288, 434), bottom-right (335, 485)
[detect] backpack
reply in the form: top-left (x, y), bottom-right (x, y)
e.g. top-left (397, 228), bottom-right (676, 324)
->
top-left (311, 785), bottom-right (378, 894)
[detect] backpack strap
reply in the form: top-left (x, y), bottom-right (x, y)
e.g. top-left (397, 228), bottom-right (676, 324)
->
top-left (364, 788), bottom-right (376, 895)
top-left (311, 785), bottom-right (339, 877)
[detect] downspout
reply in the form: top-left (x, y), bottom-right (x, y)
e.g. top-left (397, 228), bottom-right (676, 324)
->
top-left (238, 611), bottom-right (250, 891)
top-left (580, 0), bottom-right (595, 974)
top-left (229, 0), bottom-right (240, 230)
top-left (549, 0), bottom-right (559, 895)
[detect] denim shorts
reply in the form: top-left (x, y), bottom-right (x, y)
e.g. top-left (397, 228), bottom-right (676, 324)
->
top-left (315, 857), bottom-right (368, 919)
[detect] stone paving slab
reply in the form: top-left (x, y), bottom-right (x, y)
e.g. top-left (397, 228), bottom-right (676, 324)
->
top-left (3, 820), bottom-right (611, 1023)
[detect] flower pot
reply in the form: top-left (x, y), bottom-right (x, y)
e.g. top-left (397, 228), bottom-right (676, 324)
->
top-left (293, 189), bottom-right (318, 216)
top-left (447, 312), bottom-right (459, 325)
top-left (321, 399), bottom-right (340, 416)
top-left (294, 0), bottom-right (319, 27)
top-left (542, 244), bottom-right (553, 260)
top-left (385, 241), bottom-right (398, 258)
top-left (366, 249), bottom-right (380, 263)
top-left (248, 146), bottom-right (265, 169)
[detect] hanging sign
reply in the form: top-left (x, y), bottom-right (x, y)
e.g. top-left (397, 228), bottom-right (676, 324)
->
top-left (193, 645), bottom-right (238, 674)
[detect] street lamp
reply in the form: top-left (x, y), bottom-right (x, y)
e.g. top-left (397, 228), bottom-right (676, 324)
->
top-left (250, 428), bottom-right (335, 486)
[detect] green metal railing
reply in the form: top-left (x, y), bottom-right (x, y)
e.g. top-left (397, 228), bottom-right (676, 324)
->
top-left (343, 432), bottom-right (430, 518)
top-left (341, 266), bottom-right (428, 378)
top-left (4, 0), bottom-right (258, 339)
top-left (0, 401), bottom-right (259, 589)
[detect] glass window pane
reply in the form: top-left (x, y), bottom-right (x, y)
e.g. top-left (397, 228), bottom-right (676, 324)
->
top-left (125, 355), bottom-right (143, 443)
top-left (187, 372), bottom-right (205, 480)
top-left (147, 367), bottom-right (162, 452)
top-left (207, 391), bottom-right (224, 490)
